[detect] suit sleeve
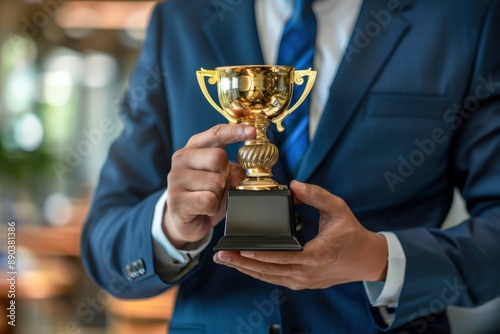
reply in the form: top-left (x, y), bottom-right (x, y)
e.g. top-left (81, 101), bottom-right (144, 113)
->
top-left (377, 2), bottom-right (500, 330)
top-left (80, 5), bottom-right (201, 298)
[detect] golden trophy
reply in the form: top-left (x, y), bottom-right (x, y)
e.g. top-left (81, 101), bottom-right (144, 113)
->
top-left (196, 65), bottom-right (316, 251)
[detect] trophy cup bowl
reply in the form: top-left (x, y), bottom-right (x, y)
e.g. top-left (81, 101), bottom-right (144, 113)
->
top-left (196, 65), bottom-right (316, 251)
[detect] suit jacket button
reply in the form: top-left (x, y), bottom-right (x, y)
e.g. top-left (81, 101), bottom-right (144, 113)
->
top-left (136, 259), bottom-right (145, 273)
top-left (125, 259), bottom-right (146, 280)
top-left (268, 323), bottom-right (280, 334)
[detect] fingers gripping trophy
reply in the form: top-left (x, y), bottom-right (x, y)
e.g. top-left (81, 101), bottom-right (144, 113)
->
top-left (196, 65), bottom-right (316, 251)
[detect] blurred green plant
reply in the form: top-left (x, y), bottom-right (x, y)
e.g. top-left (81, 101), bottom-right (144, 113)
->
top-left (0, 141), bottom-right (54, 184)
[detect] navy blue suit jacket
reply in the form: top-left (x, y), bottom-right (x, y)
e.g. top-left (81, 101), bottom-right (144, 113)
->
top-left (81, 0), bottom-right (500, 332)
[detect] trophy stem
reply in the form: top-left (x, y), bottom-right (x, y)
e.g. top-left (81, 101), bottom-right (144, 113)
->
top-left (235, 120), bottom-right (285, 191)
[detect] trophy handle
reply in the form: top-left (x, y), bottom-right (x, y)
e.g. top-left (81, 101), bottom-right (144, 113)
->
top-left (196, 68), bottom-right (238, 124)
top-left (273, 68), bottom-right (317, 132)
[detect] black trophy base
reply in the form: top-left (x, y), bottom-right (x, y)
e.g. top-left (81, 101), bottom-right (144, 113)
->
top-left (214, 189), bottom-right (303, 251)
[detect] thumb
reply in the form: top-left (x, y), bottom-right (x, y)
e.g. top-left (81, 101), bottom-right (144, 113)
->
top-left (290, 180), bottom-right (343, 220)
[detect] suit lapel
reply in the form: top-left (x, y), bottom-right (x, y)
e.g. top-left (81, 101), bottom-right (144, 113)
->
top-left (202, 0), bottom-right (264, 66)
top-left (297, 0), bottom-right (412, 181)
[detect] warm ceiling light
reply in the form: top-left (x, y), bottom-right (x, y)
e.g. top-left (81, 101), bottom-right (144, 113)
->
top-left (56, 1), bottom-right (156, 30)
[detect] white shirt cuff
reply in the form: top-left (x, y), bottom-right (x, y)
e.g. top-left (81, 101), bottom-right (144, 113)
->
top-left (151, 189), bottom-right (213, 266)
top-left (364, 231), bottom-right (406, 308)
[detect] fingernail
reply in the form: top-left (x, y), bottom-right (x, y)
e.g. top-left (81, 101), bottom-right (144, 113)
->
top-left (243, 126), bottom-right (254, 136)
top-left (291, 180), bottom-right (304, 189)
top-left (216, 253), bottom-right (231, 263)
top-left (240, 251), bottom-right (254, 258)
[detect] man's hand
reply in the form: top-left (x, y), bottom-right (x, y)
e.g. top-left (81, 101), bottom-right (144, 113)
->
top-left (213, 180), bottom-right (388, 290)
top-left (164, 124), bottom-right (255, 249)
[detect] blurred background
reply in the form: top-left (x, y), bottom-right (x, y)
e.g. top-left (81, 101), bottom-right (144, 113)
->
top-left (0, 1), bottom-right (177, 333)
top-left (0, 1), bottom-right (499, 334)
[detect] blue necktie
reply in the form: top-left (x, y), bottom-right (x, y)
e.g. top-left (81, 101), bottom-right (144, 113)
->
top-left (277, 0), bottom-right (317, 178)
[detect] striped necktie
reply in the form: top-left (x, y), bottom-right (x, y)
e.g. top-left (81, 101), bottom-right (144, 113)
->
top-left (277, 0), bottom-right (317, 178)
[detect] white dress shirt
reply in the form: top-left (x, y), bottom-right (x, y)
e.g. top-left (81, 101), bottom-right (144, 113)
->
top-left (151, 0), bottom-right (406, 325)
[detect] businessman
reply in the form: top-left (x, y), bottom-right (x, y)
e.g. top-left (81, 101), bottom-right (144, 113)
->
top-left (81, 0), bottom-right (500, 332)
